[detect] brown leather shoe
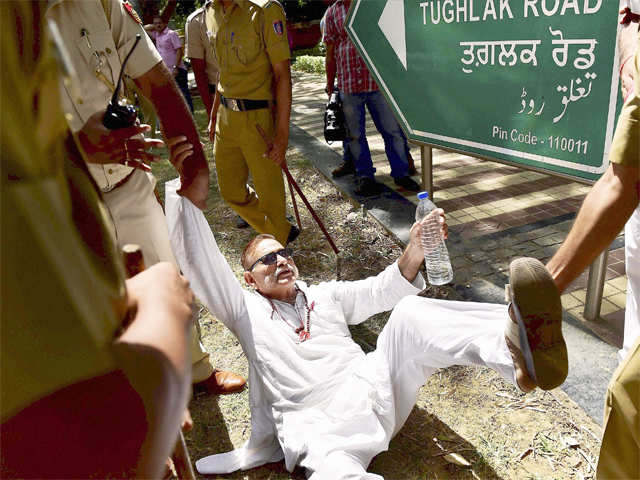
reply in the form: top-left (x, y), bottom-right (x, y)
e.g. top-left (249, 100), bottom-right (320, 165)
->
top-left (331, 160), bottom-right (355, 178)
top-left (193, 369), bottom-right (246, 395)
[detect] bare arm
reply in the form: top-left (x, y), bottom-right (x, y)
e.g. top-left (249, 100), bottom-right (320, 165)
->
top-left (546, 163), bottom-right (639, 292)
top-left (134, 61), bottom-right (209, 209)
top-left (190, 58), bottom-right (213, 116)
top-left (325, 42), bottom-right (337, 96)
top-left (265, 59), bottom-right (292, 167)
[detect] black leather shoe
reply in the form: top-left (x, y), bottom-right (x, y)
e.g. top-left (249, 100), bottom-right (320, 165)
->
top-left (355, 177), bottom-right (383, 196)
top-left (236, 216), bottom-right (249, 228)
top-left (332, 161), bottom-right (356, 178)
top-left (287, 224), bottom-right (300, 244)
top-left (394, 176), bottom-right (421, 192)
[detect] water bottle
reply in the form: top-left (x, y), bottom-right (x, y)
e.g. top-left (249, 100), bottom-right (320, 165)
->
top-left (415, 191), bottom-right (453, 285)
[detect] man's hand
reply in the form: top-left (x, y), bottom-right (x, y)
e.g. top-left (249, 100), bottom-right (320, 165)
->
top-left (166, 135), bottom-right (195, 175)
top-left (399, 208), bottom-right (448, 282)
top-left (410, 208), bottom-right (448, 254)
top-left (326, 83), bottom-right (334, 97)
top-left (76, 110), bottom-right (164, 171)
top-left (265, 133), bottom-right (288, 167)
top-left (207, 111), bottom-right (217, 143)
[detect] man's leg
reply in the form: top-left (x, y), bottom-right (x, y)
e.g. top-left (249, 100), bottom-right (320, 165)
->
top-left (214, 108), bottom-right (263, 228)
top-left (365, 90), bottom-right (409, 180)
top-left (341, 92), bottom-right (375, 179)
top-left (332, 139), bottom-right (356, 178)
top-left (620, 205), bottom-right (640, 363)
top-left (307, 452), bottom-right (382, 480)
top-left (376, 295), bottom-right (518, 436)
top-left (240, 109), bottom-right (291, 245)
top-left (175, 67), bottom-right (193, 113)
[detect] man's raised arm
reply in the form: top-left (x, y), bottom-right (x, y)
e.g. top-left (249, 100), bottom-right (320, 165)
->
top-left (165, 180), bottom-right (247, 332)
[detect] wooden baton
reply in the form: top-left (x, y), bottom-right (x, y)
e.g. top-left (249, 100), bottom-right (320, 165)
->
top-left (255, 125), bottom-right (339, 254)
top-left (121, 244), bottom-right (196, 480)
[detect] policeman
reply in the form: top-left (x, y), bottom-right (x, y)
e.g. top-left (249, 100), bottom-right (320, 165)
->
top-left (206, 0), bottom-right (299, 245)
top-left (45, 0), bottom-right (245, 394)
top-left (1, 2), bottom-right (192, 476)
top-left (186, 0), bottom-right (219, 118)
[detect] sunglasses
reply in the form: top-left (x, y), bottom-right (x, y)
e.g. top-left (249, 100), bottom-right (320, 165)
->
top-left (248, 247), bottom-right (293, 272)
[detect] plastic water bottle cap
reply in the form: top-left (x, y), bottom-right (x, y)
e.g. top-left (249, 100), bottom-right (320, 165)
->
top-left (417, 191), bottom-right (429, 200)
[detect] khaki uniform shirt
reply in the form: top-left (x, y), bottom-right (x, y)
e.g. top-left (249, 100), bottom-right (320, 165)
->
top-left (609, 31), bottom-right (639, 168)
top-left (46, 0), bottom-right (162, 191)
top-left (185, 2), bottom-right (220, 85)
top-left (1, 1), bottom-right (126, 421)
top-left (205, 0), bottom-right (290, 100)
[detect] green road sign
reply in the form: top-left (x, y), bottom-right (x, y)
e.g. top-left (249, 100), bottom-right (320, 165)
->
top-left (346, 0), bottom-right (622, 182)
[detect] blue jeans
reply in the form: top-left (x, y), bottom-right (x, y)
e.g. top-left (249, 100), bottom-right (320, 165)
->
top-left (340, 90), bottom-right (409, 179)
top-left (175, 67), bottom-right (193, 113)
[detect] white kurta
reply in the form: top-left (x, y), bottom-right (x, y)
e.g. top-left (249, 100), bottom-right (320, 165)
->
top-left (165, 179), bottom-right (517, 479)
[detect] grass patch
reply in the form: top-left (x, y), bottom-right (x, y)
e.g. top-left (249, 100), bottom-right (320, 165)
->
top-left (292, 55), bottom-right (325, 75)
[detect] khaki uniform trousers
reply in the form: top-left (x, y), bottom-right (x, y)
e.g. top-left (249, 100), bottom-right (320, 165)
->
top-left (104, 169), bottom-right (213, 383)
top-left (214, 105), bottom-right (290, 245)
top-left (596, 337), bottom-right (640, 479)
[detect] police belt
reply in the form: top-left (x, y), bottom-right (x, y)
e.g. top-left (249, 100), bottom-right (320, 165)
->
top-left (220, 95), bottom-right (272, 112)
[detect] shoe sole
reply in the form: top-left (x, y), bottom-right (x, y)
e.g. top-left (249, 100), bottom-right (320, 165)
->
top-left (509, 258), bottom-right (567, 390)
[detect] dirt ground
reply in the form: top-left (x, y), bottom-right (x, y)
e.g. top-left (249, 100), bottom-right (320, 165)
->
top-left (152, 100), bottom-right (603, 480)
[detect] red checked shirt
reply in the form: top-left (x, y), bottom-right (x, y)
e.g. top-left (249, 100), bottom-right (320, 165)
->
top-left (323, 0), bottom-right (378, 94)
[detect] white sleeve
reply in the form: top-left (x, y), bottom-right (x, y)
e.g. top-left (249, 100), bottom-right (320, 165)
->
top-left (165, 179), bottom-right (247, 332)
top-left (630, 0), bottom-right (640, 13)
top-left (324, 261), bottom-right (425, 325)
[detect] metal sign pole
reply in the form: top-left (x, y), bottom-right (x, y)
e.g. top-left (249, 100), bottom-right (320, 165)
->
top-left (420, 144), bottom-right (433, 197)
top-left (584, 249), bottom-right (609, 321)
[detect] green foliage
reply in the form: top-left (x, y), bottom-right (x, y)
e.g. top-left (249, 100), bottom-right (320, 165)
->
top-left (292, 55), bottom-right (325, 74)
top-left (292, 41), bottom-right (326, 58)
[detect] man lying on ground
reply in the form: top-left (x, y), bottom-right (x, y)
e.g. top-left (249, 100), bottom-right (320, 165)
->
top-left (165, 179), bottom-right (568, 480)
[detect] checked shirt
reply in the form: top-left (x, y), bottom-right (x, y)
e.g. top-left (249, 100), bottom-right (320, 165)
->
top-left (323, 0), bottom-right (378, 94)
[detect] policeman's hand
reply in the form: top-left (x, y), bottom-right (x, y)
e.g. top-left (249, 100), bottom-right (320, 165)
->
top-left (409, 208), bottom-right (448, 254)
top-left (119, 262), bottom-right (195, 380)
top-left (207, 110), bottom-right (217, 143)
top-left (265, 134), bottom-right (288, 167)
top-left (77, 110), bottom-right (164, 171)
top-left (124, 262), bottom-right (195, 334)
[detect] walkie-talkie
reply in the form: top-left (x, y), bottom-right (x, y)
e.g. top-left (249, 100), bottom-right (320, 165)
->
top-left (102, 34), bottom-right (142, 130)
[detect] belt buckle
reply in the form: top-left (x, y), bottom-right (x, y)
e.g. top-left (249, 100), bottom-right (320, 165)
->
top-left (230, 98), bottom-right (239, 111)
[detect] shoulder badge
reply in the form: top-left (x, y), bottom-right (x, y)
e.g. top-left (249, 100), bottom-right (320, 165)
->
top-left (273, 19), bottom-right (284, 35)
top-left (123, 1), bottom-right (142, 24)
